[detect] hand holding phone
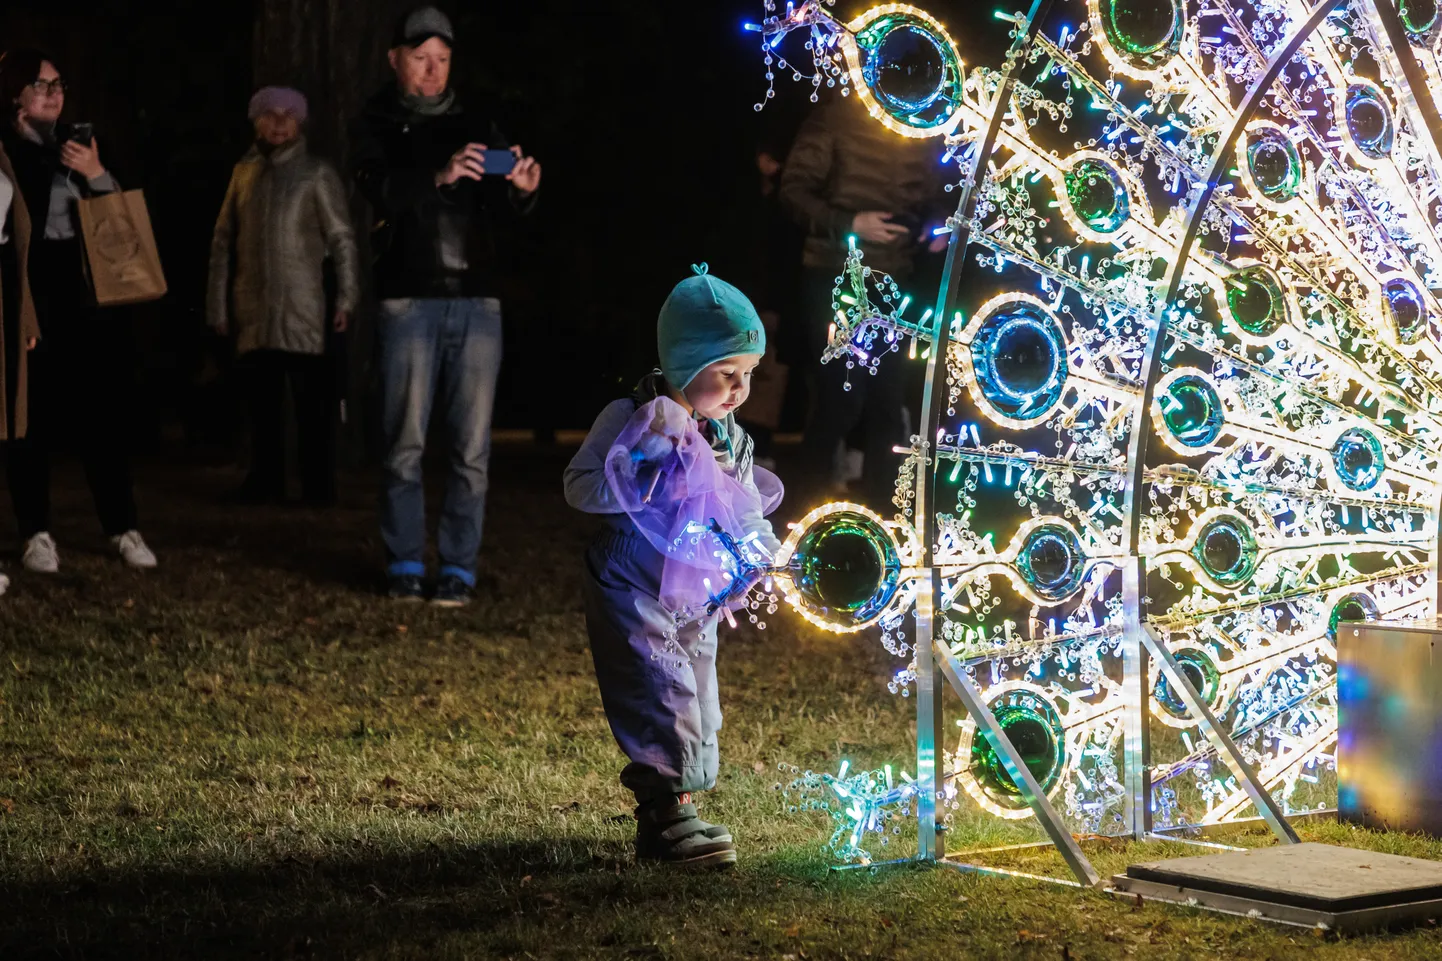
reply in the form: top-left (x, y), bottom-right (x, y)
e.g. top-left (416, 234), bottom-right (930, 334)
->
top-left (437, 143), bottom-right (522, 186)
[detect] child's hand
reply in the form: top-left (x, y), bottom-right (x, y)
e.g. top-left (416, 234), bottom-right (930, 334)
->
top-left (633, 407), bottom-right (682, 464)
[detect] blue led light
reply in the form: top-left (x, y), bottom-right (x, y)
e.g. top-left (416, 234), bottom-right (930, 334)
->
top-left (1345, 83), bottom-right (1395, 158)
top-left (854, 13), bottom-right (962, 131)
top-left (1384, 277), bottom-right (1427, 343)
top-left (970, 303), bottom-right (1069, 419)
top-left (1192, 515), bottom-right (1259, 587)
top-left (1331, 427), bottom-right (1385, 491)
top-left (1016, 524), bottom-right (1087, 602)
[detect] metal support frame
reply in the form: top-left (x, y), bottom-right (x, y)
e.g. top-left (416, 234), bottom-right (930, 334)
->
top-left (1140, 626), bottom-right (1300, 844)
top-left (936, 642), bottom-right (1104, 887)
top-left (909, 0), bottom-right (1056, 865)
top-left (1365, 0), bottom-right (1442, 616)
top-left (1115, 0), bottom-right (1345, 843)
top-left (886, 0), bottom-right (1437, 884)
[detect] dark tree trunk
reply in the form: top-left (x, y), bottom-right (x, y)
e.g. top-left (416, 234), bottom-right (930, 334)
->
top-left (253, 0), bottom-right (407, 465)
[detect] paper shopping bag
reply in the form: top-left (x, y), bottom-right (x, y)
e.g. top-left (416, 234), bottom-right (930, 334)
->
top-left (77, 189), bottom-right (168, 306)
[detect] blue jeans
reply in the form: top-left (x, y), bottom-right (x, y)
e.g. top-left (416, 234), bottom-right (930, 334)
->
top-left (378, 297), bottom-right (503, 585)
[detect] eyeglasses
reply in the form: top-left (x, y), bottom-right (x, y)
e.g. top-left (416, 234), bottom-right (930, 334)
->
top-left (28, 79), bottom-right (66, 96)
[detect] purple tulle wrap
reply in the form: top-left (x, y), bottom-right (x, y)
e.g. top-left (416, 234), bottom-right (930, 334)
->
top-left (605, 397), bottom-right (783, 620)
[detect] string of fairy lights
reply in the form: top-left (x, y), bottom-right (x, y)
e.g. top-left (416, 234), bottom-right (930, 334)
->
top-left (725, 0), bottom-right (1442, 863)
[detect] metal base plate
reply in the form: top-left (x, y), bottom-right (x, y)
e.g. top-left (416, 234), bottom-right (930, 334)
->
top-left (1111, 843), bottom-right (1442, 931)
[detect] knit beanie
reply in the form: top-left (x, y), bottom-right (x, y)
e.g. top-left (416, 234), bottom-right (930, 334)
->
top-left (248, 86), bottom-right (308, 123)
top-left (657, 264), bottom-right (767, 390)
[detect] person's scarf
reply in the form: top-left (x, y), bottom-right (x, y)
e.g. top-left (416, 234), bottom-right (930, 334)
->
top-left (399, 89), bottom-right (456, 118)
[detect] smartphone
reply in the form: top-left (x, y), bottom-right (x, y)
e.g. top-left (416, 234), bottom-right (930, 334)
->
top-left (482, 149), bottom-right (517, 176)
top-left (66, 122), bottom-right (94, 146)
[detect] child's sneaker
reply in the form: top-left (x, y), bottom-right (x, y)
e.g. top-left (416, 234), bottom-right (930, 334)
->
top-left (635, 793), bottom-right (736, 868)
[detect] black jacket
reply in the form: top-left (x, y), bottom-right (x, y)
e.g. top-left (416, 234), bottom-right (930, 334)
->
top-left (349, 88), bottom-right (535, 300)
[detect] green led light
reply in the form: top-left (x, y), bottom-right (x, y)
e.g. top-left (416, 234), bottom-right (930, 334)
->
top-left (1064, 158), bottom-right (1131, 233)
top-left (1192, 515), bottom-right (1260, 587)
top-left (787, 511), bottom-right (902, 626)
top-left (1225, 266), bottom-right (1287, 336)
top-left (1102, 0), bottom-right (1184, 67)
top-left (969, 691), bottom-right (1065, 806)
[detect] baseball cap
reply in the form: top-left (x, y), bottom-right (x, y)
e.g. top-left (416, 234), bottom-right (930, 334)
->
top-left (392, 6), bottom-right (454, 48)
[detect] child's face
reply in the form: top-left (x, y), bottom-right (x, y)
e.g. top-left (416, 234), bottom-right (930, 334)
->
top-left (683, 354), bottom-right (762, 420)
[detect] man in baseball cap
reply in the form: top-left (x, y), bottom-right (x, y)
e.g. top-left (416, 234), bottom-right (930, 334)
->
top-left (392, 5), bottom-right (455, 48)
top-left (350, 6), bottom-right (541, 607)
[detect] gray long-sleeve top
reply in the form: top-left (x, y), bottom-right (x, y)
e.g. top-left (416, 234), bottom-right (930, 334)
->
top-left (564, 397), bottom-right (783, 557)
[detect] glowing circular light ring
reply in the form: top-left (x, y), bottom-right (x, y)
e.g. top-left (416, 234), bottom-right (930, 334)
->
top-left (955, 685), bottom-right (1068, 818)
top-left (1379, 275), bottom-right (1430, 345)
top-left (1151, 647), bottom-right (1224, 727)
top-left (1015, 522), bottom-right (1089, 603)
top-left (1338, 80), bottom-right (1396, 166)
top-left (1237, 121), bottom-right (1304, 208)
top-left (1216, 262), bottom-right (1291, 341)
top-left (1328, 590), bottom-right (1380, 641)
top-left (774, 502), bottom-right (913, 634)
top-left (1330, 427), bottom-right (1386, 492)
top-left (962, 294), bottom-right (1071, 426)
top-left (838, 4), bottom-right (965, 139)
top-left (1188, 512), bottom-right (1261, 590)
top-left (1047, 151), bottom-right (1154, 244)
top-left (1401, 0), bottom-right (1439, 36)
top-left (1088, 0), bottom-right (1186, 78)
top-left (1154, 370), bottom-right (1225, 452)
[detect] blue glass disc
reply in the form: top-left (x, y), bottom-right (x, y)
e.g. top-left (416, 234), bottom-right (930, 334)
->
top-left (1331, 428), bottom-right (1385, 491)
top-left (970, 304), bottom-right (1069, 419)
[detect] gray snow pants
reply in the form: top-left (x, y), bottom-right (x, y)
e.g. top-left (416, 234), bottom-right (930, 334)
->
top-left (582, 523), bottom-right (721, 803)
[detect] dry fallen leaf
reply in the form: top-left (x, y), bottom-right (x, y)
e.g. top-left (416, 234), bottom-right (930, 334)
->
top-left (784, 924), bottom-right (800, 937)
top-left (379, 775), bottom-right (401, 789)
top-left (1016, 930), bottom-right (1048, 943)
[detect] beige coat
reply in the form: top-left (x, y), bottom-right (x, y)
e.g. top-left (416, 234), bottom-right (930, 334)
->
top-left (206, 137), bottom-right (359, 355)
top-left (0, 142), bottom-right (38, 439)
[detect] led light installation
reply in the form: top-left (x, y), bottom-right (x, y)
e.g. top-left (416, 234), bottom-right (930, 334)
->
top-left (747, 0), bottom-right (1442, 874)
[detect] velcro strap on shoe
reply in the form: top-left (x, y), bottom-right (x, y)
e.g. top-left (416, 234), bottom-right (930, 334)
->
top-left (658, 814), bottom-right (709, 844)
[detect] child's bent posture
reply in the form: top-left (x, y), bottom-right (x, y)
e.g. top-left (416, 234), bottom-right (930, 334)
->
top-left (564, 266), bottom-right (782, 868)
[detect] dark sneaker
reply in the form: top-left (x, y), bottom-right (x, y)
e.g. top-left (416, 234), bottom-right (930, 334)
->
top-left (635, 794), bottom-right (737, 868)
top-left (386, 573), bottom-right (425, 602)
top-left (431, 574), bottom-right (474, 608)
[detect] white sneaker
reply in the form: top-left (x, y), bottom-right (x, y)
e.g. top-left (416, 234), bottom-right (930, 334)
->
top-left (0, 571), bottom-right (9, 596)
top-left (112, 530), bottom-right (157, 569)
top-left (23, 532), bottom-right (59, 573)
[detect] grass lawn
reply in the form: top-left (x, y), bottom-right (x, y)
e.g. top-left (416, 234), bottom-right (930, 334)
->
top-left (3, 448), bottom-right (1442, 959)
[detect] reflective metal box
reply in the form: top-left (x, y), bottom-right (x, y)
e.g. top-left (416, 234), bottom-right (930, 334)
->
top-left (1339, 618), bottom-right (1442, 835)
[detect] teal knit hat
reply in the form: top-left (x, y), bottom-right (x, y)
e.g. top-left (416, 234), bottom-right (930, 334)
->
top-left (657, 264), bottom-right (767, 390)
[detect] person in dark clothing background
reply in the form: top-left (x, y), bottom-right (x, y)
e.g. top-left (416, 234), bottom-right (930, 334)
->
top-left (780, 95), bottom-right (948, 515)
top-left (350, 6), bottom-right (540, 607)
top-left (207, 86), bottom-right (360, 507)
top-left (0, 48), bottom-right (155, 574)
top-left (705, 129), bottom-right (804, 470)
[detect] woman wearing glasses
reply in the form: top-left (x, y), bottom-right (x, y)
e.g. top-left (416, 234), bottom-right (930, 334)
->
top-left (0, 49), bottom-right (155, 575)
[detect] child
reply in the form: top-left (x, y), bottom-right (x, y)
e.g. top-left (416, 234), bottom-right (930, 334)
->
top-left (564, 265), bottom-right (783, 868)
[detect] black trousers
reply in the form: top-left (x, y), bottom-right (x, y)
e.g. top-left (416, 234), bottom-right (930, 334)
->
top-left (239, 348), bottom-right (336, 503)
top-left (797, 265), bottom-right (908, 512)
top-left (6, 239), bottom-right (138, 539)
